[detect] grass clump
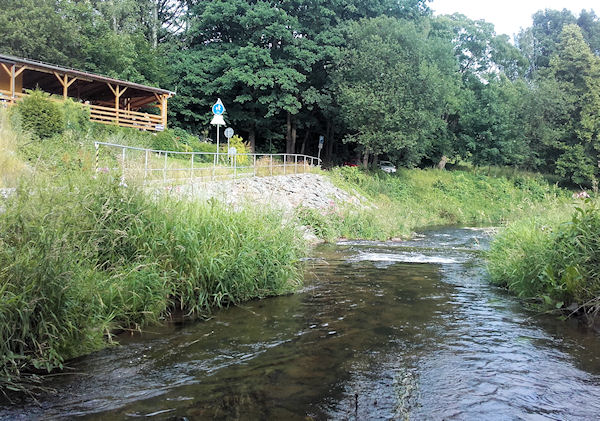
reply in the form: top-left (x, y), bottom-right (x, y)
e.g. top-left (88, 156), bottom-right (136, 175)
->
top-left (488, 200), bottom-right (600, 320)
top-left (0, 175), bottom-right (304, 393)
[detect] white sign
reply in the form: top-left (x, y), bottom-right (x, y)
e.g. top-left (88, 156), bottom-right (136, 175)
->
top-left (212, 98), bottom-right (225, 115)
top-left (318, 135), bottom-right (324, 149)
top-left (210, 114), bottom-right (226, 126)
top-left (155, 124), bottom-right (165, 132)
top-left (224, 127), bottom-right (234, 138)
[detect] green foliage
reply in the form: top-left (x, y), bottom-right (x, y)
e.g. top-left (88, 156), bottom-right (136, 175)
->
top-left (333, 17), bottom-right (456, 166)
top-left (0, 110), bottom-right (29, 187)
top-left (16, 90), bottom-right (64, 139)
top-left (62, 98), bottom-right (90, 133)
top-left (320, 165), bottom-right (568, 241)
top-left (488, 201), bottom-right (600, 312)
top-left (228, 134), bottom-right (250, 164)
top-left (0, 175), bottom-right (305, 391)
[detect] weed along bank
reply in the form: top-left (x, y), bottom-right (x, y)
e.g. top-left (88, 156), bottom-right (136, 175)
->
top-left (0, 53), bottom-right (174, 131)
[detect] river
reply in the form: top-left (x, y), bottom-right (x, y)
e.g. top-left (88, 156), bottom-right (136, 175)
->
top-left (2, 227), bottom-right (600, 420)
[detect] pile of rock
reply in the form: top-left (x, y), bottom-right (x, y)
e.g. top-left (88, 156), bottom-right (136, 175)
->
top-left (172, 174), bottom-right (366, 213)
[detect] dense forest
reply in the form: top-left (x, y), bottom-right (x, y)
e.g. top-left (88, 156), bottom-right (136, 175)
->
top-left (1, 0), bottom-right (600, 187)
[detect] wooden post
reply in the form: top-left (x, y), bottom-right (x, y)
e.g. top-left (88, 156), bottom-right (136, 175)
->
top-left (54, 72), bottom-right (77, 99)
top-left (1, 64), bottom-right (25, 103)
top-left (161, 94), bottom-right (168, 128)
top-left (107, 83), bottom-right (127, 125)
top-left (10, 65), bottom-right (15, 100)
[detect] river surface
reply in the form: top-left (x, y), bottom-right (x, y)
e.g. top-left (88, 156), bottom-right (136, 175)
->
top-left (2, 227), bottom-right (600, 420)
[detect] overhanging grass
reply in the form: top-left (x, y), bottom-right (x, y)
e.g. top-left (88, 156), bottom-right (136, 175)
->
top-left (487, 200), bottom-right (600, 318)
top-left (0, 174), bottom-right (304, 393)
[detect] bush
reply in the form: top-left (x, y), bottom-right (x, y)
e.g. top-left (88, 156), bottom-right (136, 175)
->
top-left (16, 90), bottom-right (64, 139)
top-left (228, 134), bottom-right (250, 165)
top-left (62, 98), bottom-right (90, 133)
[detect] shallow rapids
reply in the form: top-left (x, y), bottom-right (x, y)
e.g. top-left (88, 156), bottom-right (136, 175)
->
top-left (2, 227), bottom-right (600, 420)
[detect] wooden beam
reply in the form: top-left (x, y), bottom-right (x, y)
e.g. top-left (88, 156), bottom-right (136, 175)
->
top-left (66, 76), bottom-right (77, 88)
top-left (0, 63), bottom-right (11, 77)
top-left (53, 72), bottom-right (77, 98)
top-left (10, 65), bottom-right (15, 99)
top-left (161, 94), bottom-right (168, 128)
top-left (106, 83), bottom-right (117, 96)
top-left (54, 72), bottom-right (64, 86)
top-left (115, 85), bottom-right (120, 124)
top-left (14, 66), bottom-right (26, 78)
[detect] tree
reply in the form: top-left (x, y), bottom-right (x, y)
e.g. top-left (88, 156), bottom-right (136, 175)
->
top-left (542, 24), bottom-right (600, 185)
top-left (333, 17), bottom-right (453, 167)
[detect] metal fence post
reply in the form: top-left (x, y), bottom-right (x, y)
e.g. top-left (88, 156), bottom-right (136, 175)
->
top-left (94, 142), bottom-right (99, 173)
top-left (213, 153), bottom-right (216, 181)
top-left (163, 151), bottom-right (168, 183)
top-left (122, 147), bottom-right (126, 178)
top-left (270, 155), bottom-right (273, 176)
top-left (144, 149), bottom-right (149, 184)
top-left (190, 153), bottom-right (194, 182)
top-left (283, 154), bottom-right (286, 175)
top-left (234, 154), bottom-right (237, 179)
top-left (253, 154), bottom-right (257, 177)
top-left (295, 155), bottom-right (297, 174)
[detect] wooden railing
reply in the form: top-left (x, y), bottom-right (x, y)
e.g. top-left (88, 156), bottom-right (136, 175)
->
top-left (86, 104), bottom-right (163, 131)
top-left (0, 90), bottom-right (165, 131)
top-left (0, 89), bottom-right (25, 105)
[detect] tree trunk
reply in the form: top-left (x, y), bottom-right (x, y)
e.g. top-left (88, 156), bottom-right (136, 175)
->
top-left (362, 150), bottom-right (370, 169)
top-left (326, 120), bottom-right (334, 161)
top-left (291, 117), bottom-right (297, 154)
top-left (286, 112), bottom-right (292, 154)
top-left (151, 0), bottom-right (159, 48)
top-left (248, 127), bottom-right (256, 153)
top-left (300, 129), bottom-right (310, 155)
top-left (437, 155), bottom-right (448, 170)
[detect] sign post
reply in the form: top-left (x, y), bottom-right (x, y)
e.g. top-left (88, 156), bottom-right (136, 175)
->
top-left (318, 135), bottom-right (324, 162)
top-left (224, 127), bottom-right (234, 161)
top-left (210, 98), bottom-right (226, 163)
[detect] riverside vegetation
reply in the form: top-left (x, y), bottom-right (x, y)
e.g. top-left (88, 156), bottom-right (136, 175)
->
top-left (488, 200), bottom-right (600, 322)
top-left (0, 94), bottom-right (593, 395)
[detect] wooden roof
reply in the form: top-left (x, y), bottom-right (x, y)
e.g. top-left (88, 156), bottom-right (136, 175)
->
top-left (0, 53), bottom-right (174, 107)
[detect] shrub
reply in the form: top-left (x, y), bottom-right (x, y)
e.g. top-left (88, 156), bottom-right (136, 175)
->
top-left (228, 134), bottom-right (250, 165)
top-left (16, 90), bottom-right (64, 139)
top-left (62, 98), bottom-right (90, 133)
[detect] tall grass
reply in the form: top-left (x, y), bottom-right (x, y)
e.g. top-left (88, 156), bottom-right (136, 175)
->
top-left (0, 174), bottom-right (304, 393)
top-left (0, 111), bottom-right (29, 187)
top-left (488, 200), bottom-right (600, 319)
top-left (311, 166), bottom-right (569, 241)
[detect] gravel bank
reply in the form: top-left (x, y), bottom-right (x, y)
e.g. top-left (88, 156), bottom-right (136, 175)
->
top-left (164, 174), bottom-right (366, 213)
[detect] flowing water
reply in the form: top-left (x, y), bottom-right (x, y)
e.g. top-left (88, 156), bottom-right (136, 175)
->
top-left (2, 227), bottom-right (600, 420)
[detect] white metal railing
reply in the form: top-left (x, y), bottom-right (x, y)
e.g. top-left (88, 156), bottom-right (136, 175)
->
top-left (94, 141), bottom-right (322, 184)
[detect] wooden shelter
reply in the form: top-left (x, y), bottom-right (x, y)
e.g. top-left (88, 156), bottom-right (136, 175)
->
top-left (0, 53), bottom-right (174, 131)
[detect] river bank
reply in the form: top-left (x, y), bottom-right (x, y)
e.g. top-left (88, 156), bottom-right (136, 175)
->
top-left (0, 158), bottom-right (578, 394)
top-left (3, 227), bottom-right (600, 419)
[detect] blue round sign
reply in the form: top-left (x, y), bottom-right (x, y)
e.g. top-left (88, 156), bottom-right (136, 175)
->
top-left (212, 103), bottom-right (224, 115)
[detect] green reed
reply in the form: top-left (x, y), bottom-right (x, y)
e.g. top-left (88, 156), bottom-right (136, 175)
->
top-left (0, 174), bottom-right (304, 393)
top-left (488, 200), bottom-right (600, 317)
